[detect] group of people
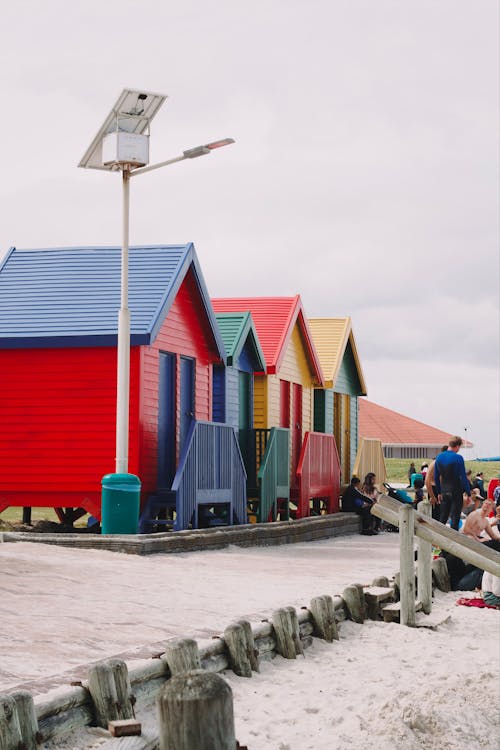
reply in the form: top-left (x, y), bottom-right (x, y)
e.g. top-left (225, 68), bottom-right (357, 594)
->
top-left (341, 436), bottom-right (500, 606)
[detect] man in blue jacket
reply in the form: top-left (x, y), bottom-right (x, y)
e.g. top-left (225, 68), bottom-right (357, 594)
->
top-left (434, 436), bottom-right (471, 530)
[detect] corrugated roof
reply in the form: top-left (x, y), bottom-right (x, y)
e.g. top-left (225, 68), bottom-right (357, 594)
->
top-left (214, 312), bottom-right (265, 370)
top-left (211, 296), bottom-right (324, 383)
top-left (308, 317), bottom-right (367, 394)
top-left (0, 245), bottom-right (225, 358)
top-left (359, 399), bottom-right (472, 447)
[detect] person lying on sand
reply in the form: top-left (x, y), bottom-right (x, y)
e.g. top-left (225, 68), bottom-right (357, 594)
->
top-left (462, 499), bottom-right (500, 542)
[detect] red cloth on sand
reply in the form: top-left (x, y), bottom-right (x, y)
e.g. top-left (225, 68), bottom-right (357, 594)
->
top-left (455, 597), bottom-right (498, 609)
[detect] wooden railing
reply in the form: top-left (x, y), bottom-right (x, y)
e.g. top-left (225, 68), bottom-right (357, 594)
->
top-left (257, 427), bottom-right (290, 522)
top-left (172, 421), bottom-right (247, 531)
top-left (295, 432), bottom-right (341, 519)
top-left (372, 494), bottom-right (500, 626)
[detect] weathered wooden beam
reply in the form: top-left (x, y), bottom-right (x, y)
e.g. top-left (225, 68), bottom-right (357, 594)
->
top-left (224, 622), bottom-right (253, 677)
top-left (88, 659), bottom-right (134, 729)
top-left (0, 693), bottom-right (23, 750)
top-left (271, 607), bottom-right (302, 658)
top-left (12, 690), bottom-right (39, 750)
top-left (161, 638), bottom-right (201, 677)
top-left (341, 585), bottom-right (365, 623)
top-left (372, 495), bottom-right (500, 577)
top-left (309, 595), bottom-right (339, 642)
top-left (417, 499), bottom-right (433, 614)
top-left (432, 556), bottom-right (451, 592)
top-left (399, 504), bottom-right (416, 626)
top-left (157, 670), bottom-right (236, 750)
top-left (235, 618), bottom-right (260, 673)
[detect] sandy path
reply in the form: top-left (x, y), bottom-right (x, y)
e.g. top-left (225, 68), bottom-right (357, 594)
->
top-left (0, 534), bottom-right (400, 692)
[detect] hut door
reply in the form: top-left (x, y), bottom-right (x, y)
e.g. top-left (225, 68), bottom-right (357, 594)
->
top-left (180, 356), bottom-right (195, 454)
top-left (238, 371), bottom-right (251, 430)
top-left (291, 383), bottom-right (302, 488)
top-left (280, 380), bottom-right (290, 427)
top-left (158, 352), bottom-right (176, 489)
top-left (342, 395), bottom-right (351, 479)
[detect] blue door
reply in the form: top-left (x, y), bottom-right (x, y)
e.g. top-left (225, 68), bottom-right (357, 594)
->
top-left (180, 356), bottom-right (195, 453)
top-left (158, 352), bottom-right (176, 489)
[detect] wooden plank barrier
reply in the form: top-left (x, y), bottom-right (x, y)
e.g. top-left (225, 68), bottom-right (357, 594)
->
top-left (372, 494), bottom-right (500, 577)
top-left (161, 638), bottom-right (201, 677)
top-left (87, 658), bottom-right (135, 729)
top-left (417, 499), bottom-right (433, 614)
top-left (157, 670), bottom-right (236, 750)
top-left (6, 546), bottom-right (473, 746)
top-left (399, 504), bottom-right (416, 627)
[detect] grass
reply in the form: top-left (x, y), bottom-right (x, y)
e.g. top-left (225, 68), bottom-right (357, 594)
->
top-left (384, 458), bottom-right (500, 485)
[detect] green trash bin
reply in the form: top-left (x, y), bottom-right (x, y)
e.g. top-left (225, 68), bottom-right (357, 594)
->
top-left (101, 473), bottom-right (141, 534)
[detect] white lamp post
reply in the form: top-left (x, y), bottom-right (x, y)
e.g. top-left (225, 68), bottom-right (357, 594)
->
top-left (79, 89), bottom-right (234, 475)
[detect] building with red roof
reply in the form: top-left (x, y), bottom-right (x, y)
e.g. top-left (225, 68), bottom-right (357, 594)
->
top-left (359, 399), bottom-right (472, 460)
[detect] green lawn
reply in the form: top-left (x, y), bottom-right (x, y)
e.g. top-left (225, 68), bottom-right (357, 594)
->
top-left (385, 458), bottom-right (500, 485)
top-left (0, 506), bottom-right (91, 530)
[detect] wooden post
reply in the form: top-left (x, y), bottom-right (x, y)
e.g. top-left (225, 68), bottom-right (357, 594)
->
top-left (417, 498), bottom-right (433, 614)
top-left (309, 595), bottom-right (339, 642)
top-left (88, 659), bottom-right (134, 728)
top-left (341, 585), bottom-right (364, 623)
top-left (161, 638), bottom-right (201, 677)
top-left (372, 575), bottom-right (390, 588)
top-left (157, 670), bottom-right (236, 750)
top-left (399, 504), bottom-right (416, 627)
top-left (224, 622), bottom-right (252, 677)
top-left (432, 556), bottom-right (451, 592)
top-left (271, 607), bottom-right (302, 658)
top-left (0, 694), bottom-right (22, 750)
top-left (236, 618), bottom-right (259, 673)
top-left (13, 690), bottom-right (39, 750)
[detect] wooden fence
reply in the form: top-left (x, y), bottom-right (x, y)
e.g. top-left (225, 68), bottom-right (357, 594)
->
top-left (371, 494), bottom-right (500, 626)
top-left (0, 572), bottom-right (412, 749)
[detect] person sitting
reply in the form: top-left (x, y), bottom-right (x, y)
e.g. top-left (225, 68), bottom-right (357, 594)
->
top-left (362, 472), bottom-right (381, 531)
top-left (472, 472), bottom-right (486, 498)
top-left (341, 476), bottom-right (377, 535)
top-left (462, 499), bottom-right (500, 542)
top-left (481, 570), bottom-right (500, 608)
top-left (463, 488), bottom-right (483, 516)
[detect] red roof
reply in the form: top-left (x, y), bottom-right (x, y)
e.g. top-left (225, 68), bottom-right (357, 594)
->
top-left (211, 296), bottom-right (324, 382)
top-left (359, 399), bottom-right (472, 447)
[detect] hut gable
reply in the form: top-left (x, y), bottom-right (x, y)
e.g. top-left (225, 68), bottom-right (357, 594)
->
top-left (308, 317), bottom-right (366, 395)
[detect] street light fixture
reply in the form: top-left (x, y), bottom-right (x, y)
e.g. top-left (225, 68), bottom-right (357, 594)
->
top-left (79, 88), bottom-right (234, 476)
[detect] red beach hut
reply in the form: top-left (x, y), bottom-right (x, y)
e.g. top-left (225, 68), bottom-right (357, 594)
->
top-left (0, 245), bottom-right (246, 529)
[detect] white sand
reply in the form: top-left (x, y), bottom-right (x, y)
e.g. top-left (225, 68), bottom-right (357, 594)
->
top-left (1, 534), bottom-right (499, 749)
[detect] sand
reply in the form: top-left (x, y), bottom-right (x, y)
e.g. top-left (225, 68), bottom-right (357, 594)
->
top-left (1, 533), bottom-right (499, 749)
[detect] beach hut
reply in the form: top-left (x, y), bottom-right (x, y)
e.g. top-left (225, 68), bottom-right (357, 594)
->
top-left (309, 317), bottom-right (367, 481)
top-left (212, 312), bottom-right (266, 432)
top-left (212, 296), bottom-right (337, 518)
top-left (0, 245), bottom-right (246, 530)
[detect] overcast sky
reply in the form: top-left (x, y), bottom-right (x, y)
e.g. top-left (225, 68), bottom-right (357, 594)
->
top-left (1, 1), bottom-right (499, 456)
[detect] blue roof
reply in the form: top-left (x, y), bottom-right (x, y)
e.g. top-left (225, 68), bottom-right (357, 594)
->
top-left (0, 244), bottom-right (225, 359)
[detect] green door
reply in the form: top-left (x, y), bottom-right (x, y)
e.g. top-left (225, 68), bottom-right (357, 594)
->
top-left (238, 371), bottom-right (251, 430)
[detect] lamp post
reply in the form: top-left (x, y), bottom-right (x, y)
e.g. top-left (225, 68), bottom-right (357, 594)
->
top-left (79, 89), bottom-right (234, 476)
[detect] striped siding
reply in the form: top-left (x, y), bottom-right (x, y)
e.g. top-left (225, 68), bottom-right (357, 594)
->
top-left (0, 345), bottom-right (139, 512)
top-left (139, 271), bottom-right (217, 495)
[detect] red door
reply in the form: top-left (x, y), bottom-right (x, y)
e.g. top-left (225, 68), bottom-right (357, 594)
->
top-left (280, 380), bottom-right (290, 427)
top-left (291, 383), bottom-right (302, 489)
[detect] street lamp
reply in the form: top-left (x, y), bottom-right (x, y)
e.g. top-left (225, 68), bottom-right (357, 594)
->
top-left (79, 88), bottom-right (234, 476)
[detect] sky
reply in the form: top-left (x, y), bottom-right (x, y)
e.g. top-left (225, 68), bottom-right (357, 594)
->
top-left (1, 0), bottom-right (499, 456)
